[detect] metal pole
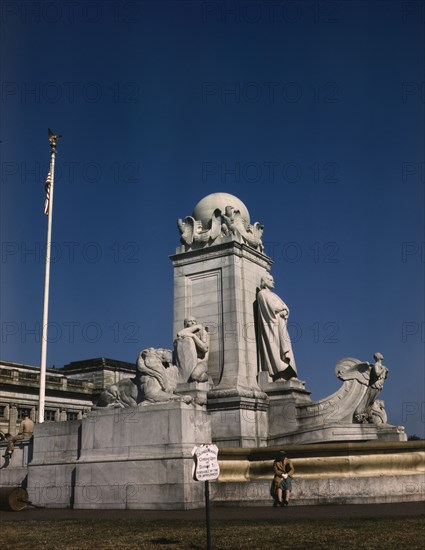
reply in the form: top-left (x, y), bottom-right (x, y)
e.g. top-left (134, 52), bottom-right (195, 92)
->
top-left (38, 130), bottom-right (60, 423)
top-left (205, 480), bottom-right (212, 550)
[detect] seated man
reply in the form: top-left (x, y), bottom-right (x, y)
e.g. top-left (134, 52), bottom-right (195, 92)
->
top-left (6, 412), bottom-right (34, 456)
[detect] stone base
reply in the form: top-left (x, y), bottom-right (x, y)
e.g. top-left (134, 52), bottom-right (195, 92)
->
top-left (207, 391), bottom-right (269, 447)
top-left (258, 372), bottom-right (311, 399)
top-left (6, 437), bottom-right (423, 508)
top-left (25, 420), bottom-right (81, 508)
top-left (26, 402), bottom-right (211, 509)
top-left (267, 422), bottom-right (407, 445)
top-left (211, 474), bottom-right (425, 506)
top-left (176, 380), bottom-right (212, 406)
top-left (376, 424), bottom-right (407, 442)
top-left (214, 441), bottom-right (425, 506)
top-left (268, 423), bottom-right (381, 445)
top-left (0, 439), bottom-right (31, 488)
top-left (259, 374), bottom-right (312, 441)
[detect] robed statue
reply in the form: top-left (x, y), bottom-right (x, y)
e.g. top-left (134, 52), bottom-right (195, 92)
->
top-left (257, 273), bottom-right (297, 381)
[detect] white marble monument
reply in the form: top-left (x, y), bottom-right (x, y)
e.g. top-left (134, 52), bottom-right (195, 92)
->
top-left (6, 191), bottom-right (407, 511)
top-left (171, 192), bottom-right (405, 446)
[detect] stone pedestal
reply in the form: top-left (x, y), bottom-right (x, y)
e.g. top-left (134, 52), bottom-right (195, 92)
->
top-left (375, 425), bottom-right (407, 442)
top-left (268, 423), bottom-right (381, 445)
top-left (74, 403), bottom-right (210, 509)
top-left (26, 402), bottom-right (211, 509)
top-left (26, 421), bottom-right (81, 508)
top-left (171, 238), bottom-right (272, 446)
top-left (175, 380), bottom-right (211, 406)
top-left (207, 393), bottom-right (269, 447)
top-left (258, 372), bottom-right (312, 441)
top-left (0, 438), bottom-right (32, 488)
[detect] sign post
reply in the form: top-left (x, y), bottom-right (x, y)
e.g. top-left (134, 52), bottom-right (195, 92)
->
top-left (192, 444), bottom-right (220, 550)
top-left (205, 479), bottom-right (211, 550)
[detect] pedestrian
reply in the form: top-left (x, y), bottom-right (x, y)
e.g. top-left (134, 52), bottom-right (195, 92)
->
top-left (272, 450), bottom-right (294, 507)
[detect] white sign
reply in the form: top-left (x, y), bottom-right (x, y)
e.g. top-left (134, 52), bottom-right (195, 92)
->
top-left (192, 444), bottom-right (220, 481)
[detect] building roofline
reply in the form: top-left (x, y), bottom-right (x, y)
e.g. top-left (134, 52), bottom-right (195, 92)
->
top-left (63, 357), bottom-right (135, 370)
top-left (1, 357), bottom-right (135, 373)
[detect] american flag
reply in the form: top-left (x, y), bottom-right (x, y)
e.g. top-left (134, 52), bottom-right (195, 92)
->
top-left (44, 171), bottom-right (51, 215)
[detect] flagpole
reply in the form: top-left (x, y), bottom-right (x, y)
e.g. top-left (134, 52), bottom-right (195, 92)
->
top-left (38, 130), bottom-right (60, 423)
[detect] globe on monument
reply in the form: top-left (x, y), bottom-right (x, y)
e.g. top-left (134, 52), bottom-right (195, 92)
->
top-left (192, 192), bottom-right (251, 228)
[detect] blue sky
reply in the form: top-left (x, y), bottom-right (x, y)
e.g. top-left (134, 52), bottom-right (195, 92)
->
top-left (1, 0), bottom-right (424, 437)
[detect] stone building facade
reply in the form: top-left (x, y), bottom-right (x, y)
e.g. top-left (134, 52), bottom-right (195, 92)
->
top-left (0, 358), bottom-right (135, 435)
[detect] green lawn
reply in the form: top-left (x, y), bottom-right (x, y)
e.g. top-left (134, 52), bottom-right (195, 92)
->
top-left (2, 517), bottom-right (425, 549)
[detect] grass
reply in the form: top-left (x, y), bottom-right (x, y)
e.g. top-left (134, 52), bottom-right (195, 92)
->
top-left (2, 517), bottom-right (425, 549)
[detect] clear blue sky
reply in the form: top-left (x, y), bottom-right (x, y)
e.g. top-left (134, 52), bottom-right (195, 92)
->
top-left (1, 0), bottom-right (424, 437)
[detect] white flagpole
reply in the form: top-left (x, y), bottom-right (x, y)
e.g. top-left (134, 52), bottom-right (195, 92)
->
top-left (38, 130), bottom-right (61, 423)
